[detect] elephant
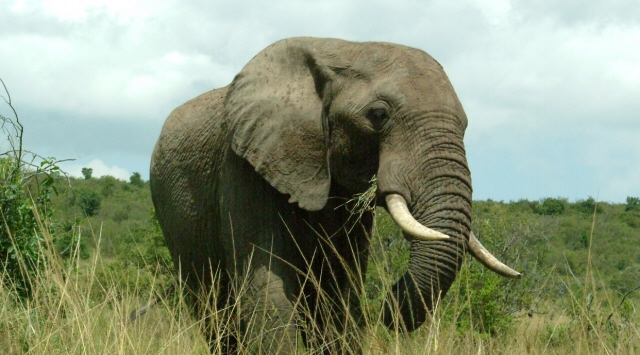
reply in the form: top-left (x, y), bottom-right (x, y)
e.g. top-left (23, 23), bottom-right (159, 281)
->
top-left (150, 37), bottom-right (520, 354)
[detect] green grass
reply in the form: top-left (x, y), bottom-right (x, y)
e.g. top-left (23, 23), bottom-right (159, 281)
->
top-left (2, 207), bottom-right (639, 354)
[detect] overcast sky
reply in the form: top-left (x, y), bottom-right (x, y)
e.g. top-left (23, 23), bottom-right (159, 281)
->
top-left (1, 0), bottom-right (638, 202)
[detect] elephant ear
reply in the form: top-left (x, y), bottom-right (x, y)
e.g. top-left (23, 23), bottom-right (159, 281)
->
top-left (225, 38), bottom-right (338, 211)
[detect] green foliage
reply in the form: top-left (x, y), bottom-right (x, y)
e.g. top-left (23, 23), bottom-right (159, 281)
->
top-left (81, 167), bottom-right (93, 180)
top-left (1, 78), bottom-right (61, 298)
top-left (76, 189), bottom-right (101, 216)
top-left (1, 158), bottom-right (43, 297)
top-left (448, 263), bottom-right (515, 335)
top-left (610, 264), bottom-right (640, 293)
top-left (116, 209), bottom-right (173, 275)
top-left (53, 218), bottom-right (89, 259)
top-left (620, 197), bottom-right (640, 227)
top-left (620, 213), bottom-right (640, 228)
top-left (44, 173), bottom-right (170, 294)
top-left (574, 196), bottom-right (603, 214)
top-left (129, 172), bottom-right (144, 188)
top-left (100, 175), bottom-right (118, 198)
top-left (626, 196), bottom-right (640, 212)
top-left (444, 201), bottom-right (545, 336)
top-left (534, 197), bottom-right (567, 216)
top-left (366, 197), bottom-right (640, 337)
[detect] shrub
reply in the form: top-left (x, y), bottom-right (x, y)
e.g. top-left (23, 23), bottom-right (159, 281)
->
top-left (115, 209), bottom-right (173, 277)
top-left (54, 218), bottom-right (89, 259)
top-left (574, 196), bottom-right (603, 214)
top-left (447, 262), bottom-right (515, 335)
top-left (76, 189), bottom-right (101, 216)
top-left (112, 208), bottom-right (130, 221)
top-left (534, 197), bottom-right (566, 216)
top-left (130, 172), bottom-right (144, 188)
top-left (1, 79), bottom-right (61, 297)
top-left (449, 202), bottom-right (549, 336)
top-left (626, 196), bottom-right (640, 212)
top-left (100, 175), bottom-right (118, 197)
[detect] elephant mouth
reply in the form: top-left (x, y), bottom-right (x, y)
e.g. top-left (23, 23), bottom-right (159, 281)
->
top-left (383, 193), bottom-right (521, 279)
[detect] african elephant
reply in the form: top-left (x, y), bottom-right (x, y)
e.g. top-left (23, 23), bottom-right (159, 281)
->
top-left (150, 37), bottom-right (519, 354)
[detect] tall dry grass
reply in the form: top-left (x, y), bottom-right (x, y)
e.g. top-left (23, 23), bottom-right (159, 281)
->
top-left (1, 210), bottom-right (638, 354)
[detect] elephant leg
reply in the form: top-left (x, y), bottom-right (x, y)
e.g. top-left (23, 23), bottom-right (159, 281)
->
top-left (298, 277), bottom-right (364, 354)
top-left (236, 264), bottom-right (300, 353)
top-left (202, 291), bottom-right (239, 354)
top-left (181, 267), bottom-right (238, 354)
top-left (296, 256), bottom-right (365, 355)
top-left (198, 293), bottom-right (239, 354)
top-left (331, 221), bottom-right (370, 354)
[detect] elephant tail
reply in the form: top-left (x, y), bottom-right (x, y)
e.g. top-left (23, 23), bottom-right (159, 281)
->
top-left (128, 283), bottom-right (176, 323)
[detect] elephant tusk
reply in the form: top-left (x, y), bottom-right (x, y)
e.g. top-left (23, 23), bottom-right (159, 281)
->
top-left (385, 194), bottom-right (450, 241)
top-left (467, 232), bottom-right (522, 279)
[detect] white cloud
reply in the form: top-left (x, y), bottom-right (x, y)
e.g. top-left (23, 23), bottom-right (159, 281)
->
top-left (452, 18), bottom-right (640, 131)
top-left (0, 14), bottom-right (235, 122)
top-left (64, 159), bottom-right (130, 181)
top-left (1, 0), bottom-right (639, 202)
top-left (474, 0), bottom-right (513, 26)
top-left (10, 0), bottom-right (157, 23)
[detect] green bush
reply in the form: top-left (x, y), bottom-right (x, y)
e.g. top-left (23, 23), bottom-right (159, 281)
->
top-left (534, 197), bottom-right (566, 216)
top-left (1, 158), bottom-right (44, 297)
top-left (626, 196), bottom-right (640, 212)
top-left (100, 176), bottom-right (118, 198)
top-left (449, 201), bottom-right (550, 336)
top-left (447, 263), bottom-right (515, 336)
top-left (76, 189), bottom-right (101, 216)
top-left (129, 172), bottom-right (144, 188)
top-left (620, 212), bottom-right (640, 228)
top-left (1, 79), bottom-right (62, 298)
top-left (54, 218), bottom-right (89, 259)
top-left (574, 196), bottom-right (603, 214)
top-left (115, 209), bottom-right (173, 277)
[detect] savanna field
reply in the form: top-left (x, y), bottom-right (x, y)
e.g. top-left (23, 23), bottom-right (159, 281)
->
top-left (2, 90), bottom-right (640, 354)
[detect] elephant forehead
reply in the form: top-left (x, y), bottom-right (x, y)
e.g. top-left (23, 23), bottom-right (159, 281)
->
top-left (349, 43), bottom-right (439, 72)
top-left (405, 71), bottom-right (461, 108)
top-left (336, 47), bottom-right (460, 108)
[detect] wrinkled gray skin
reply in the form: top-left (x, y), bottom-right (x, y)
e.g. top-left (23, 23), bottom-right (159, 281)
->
top-left (151, 37), bottom-right (472, 353)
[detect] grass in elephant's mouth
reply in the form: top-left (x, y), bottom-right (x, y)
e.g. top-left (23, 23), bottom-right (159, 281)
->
top-left (1, 214), bottom-right (639, 354)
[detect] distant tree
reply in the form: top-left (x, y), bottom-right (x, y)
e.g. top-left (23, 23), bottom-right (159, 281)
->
top-left (129, 172), bottom-right (144, 188)
top-left (100, 175), bottom-right (118, 197)
top-left (574, 196), bottom-right (603, 214)
top-left (77, 189), bottom-right (101, 216)
top-left (626, 196), bottom-right (640, 212)
top-left (534, 197), bottom-right (566, 216)
top-left (81, 167), bottom-right (93, 180)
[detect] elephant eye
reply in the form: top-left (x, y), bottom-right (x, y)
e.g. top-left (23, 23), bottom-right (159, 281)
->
top-left (366, 107), bottom-right (390, 129)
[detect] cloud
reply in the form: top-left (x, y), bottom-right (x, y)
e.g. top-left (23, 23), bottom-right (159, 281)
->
top-left (2, 1), bottom-right (234, 123)
top-left (1, 0), bottom-right (639, 202)
top-left (63, 159), bottom-right (130, 181)
top-left (12, 0), bottom-right (158, 23)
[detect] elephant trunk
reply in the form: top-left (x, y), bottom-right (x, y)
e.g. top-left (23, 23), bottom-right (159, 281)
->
top-left (378, 116), bottom-right (472, 331)
top-left (383, 194), bottom-right (471, 331)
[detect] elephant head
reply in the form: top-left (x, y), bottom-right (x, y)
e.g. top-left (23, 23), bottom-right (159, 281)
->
top-left (225, 37), bottom-right (519, 331)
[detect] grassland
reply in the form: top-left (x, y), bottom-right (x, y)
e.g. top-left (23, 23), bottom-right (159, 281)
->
top-left (1, 173), bottom-right (639, 354)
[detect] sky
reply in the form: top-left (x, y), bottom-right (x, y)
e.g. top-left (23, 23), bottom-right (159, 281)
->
top-left (1, 0), bottom-right (638, 203)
